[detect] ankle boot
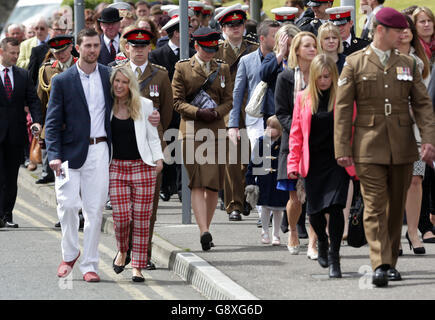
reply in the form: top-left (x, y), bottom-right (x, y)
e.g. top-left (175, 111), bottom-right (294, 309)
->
top-left (317, 240), bottom-right (329, 268)
top-left (328, 251), bottom-right (342, 278)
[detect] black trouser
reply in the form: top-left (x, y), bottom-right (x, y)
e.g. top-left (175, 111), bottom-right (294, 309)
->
top-left (419, 164), bottom-right (435, 235)
top-left (0, 141), bottom-right (23, 222)
top-left (309, 204), bottom-right (345, 254)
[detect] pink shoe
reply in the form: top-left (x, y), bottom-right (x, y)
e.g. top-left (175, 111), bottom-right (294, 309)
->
top-left (83, 272), bottom-right (100, 282)
top-left (57, 251), bottom-right (80, 278)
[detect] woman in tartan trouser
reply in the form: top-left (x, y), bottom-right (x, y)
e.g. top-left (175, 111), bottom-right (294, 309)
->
top-left (110, 65), bottom-right (163, 282)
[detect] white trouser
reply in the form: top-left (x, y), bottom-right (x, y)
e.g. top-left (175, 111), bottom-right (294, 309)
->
top-left (55, 143), bottom-right (109, 275)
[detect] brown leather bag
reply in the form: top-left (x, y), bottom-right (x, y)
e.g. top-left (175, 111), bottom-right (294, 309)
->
top-left (29, 136), bottom-right (42, 164)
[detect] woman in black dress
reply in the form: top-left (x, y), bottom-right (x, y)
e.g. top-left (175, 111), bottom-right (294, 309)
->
top-left (288, 54), bottom-right (351, 278)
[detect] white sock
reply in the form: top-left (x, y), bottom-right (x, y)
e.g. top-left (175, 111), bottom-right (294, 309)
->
top-left (272, 211), bottom-right (283, 239)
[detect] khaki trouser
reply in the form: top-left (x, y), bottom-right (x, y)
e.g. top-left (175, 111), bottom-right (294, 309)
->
top-left (355, 163), bottom-right (413, 270)
top-left (223, 128), bottom-right (249, 213)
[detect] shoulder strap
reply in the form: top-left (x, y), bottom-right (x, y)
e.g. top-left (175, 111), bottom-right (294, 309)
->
top-left (202, 63), bottom-right (221, 92)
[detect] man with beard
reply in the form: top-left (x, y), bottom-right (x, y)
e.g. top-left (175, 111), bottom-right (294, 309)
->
top-left (45, 28), bottom-right (113, 283)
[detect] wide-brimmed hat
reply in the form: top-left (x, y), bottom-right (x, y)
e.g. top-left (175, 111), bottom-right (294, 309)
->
top-left (97, 7), bottom-right (123, 23)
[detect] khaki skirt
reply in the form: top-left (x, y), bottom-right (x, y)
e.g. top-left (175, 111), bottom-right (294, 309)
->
top-left (182, 137), bottom-right (225, 192)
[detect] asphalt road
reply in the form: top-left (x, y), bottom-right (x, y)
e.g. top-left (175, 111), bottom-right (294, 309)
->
top-left (0, 187), bottom-right (205, 300)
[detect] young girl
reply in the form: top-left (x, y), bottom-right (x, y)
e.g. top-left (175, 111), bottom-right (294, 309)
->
top-left (287, 54), bottom-right (352, 278)
top-left (246, 116), bottom-right (289, 245)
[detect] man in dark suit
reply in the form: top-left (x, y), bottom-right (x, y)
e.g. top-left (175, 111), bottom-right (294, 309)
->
top-left (326, 6), bottom-right (370, 56)
top-left (97, 7), bottom-right (123, 66)
top-left (0, 37), bottom-right (42, 228)
top-left (45, 29), bottom-right (112, 283)
top-left (149, 11), bottom-right (196, 202)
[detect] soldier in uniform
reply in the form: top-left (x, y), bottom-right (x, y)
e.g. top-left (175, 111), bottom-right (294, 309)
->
top-left (214, 4), bottom-right (259, 222)
top-left (326, 6), bottom-right (370, 56)
top-left (172, 27), bottom-right (233, 251)
top-left (271, 7), bottom-right (299, 24)
top-left (334, 7), bottom-right (435, 287)
top-left (121, 28), bottom-right (173, 270)
top-left (296, 0), bottom-right (333, 36)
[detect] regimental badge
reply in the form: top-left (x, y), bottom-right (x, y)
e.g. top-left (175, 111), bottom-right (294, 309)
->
top-left (137, 33), bottom-right (144, 39)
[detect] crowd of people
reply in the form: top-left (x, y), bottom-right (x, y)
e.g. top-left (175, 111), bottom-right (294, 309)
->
top-left (1, 0), bottom-right (435, 288)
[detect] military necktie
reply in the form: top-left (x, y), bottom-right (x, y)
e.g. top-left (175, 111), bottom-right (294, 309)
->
top-left (136, 66), bottom-right (142, 79)
top-left (380, 52), bottom-right (390, 67)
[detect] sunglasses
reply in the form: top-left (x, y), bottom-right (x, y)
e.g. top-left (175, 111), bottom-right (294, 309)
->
top-left (35, 27), bottom-right (46, 31)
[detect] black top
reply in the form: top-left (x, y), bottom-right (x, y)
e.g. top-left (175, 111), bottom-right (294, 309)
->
top-left (304, 88), bottom-right (349, 215)
top-left (111, 116), bottom-right (141, 160)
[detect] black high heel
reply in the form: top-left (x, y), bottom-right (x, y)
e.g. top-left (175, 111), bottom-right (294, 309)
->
top-left (113, 251), bottom-right (126, 274)
top-left (405, 232), bottom-right (426, 255)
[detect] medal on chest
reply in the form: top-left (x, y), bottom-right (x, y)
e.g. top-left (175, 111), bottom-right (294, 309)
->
top-left (220, 75), bottom-right (225, 88)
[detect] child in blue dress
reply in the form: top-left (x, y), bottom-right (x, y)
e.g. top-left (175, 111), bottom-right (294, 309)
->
top-left (246, 116), bottom-right (290, 245)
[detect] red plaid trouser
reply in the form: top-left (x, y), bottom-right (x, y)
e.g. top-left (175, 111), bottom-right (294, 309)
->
top-left (109, 159), bottom-right (157, 269)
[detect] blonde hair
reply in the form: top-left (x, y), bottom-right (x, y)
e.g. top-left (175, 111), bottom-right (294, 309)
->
top-left (317, 22), bottom-right (343, 54)
top-left (110, 66), bottom-right (142, 120)
top-left (288, 31), bottom-right (317, 69)
top-left (303, 54), bottom-right (338, 114)
top-left (412, 6), bottom-right (435, 38)
top-left (273, 23), bottom-right (301, 55)
top-left (266, 115), bottom-right (283, 137)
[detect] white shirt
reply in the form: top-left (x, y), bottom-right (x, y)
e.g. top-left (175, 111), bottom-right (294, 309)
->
top-left (37, 35), bottom-right (50, 46)
top-left (195, 54), bottom-right (210, 74)
top-left (103, 34), bottom-right (120, 54)
top-left (76, 63), bottom-right (107, 138)
top-left (168, 40), bottom-right (179, 55)
top-left (370, 43), bottom-right (391, 66)
top-left (344, 34), bottom-right (352, 47)
top-left (0, 64), bottom-right (14, 89)
top-left (130, 60), bottom-right (148, 77)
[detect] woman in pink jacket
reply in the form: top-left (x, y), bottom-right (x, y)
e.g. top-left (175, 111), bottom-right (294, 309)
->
top-left (287, 54), bottom-right (351, 279)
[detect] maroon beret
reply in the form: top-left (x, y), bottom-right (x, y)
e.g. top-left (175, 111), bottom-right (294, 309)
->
top-left (375, 7), bottom-right (408, 29)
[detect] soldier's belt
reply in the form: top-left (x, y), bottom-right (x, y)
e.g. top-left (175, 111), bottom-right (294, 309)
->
top-left (356, 108), bottom-right (409, 115)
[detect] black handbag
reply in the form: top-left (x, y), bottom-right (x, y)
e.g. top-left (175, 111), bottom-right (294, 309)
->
top-left (347, 192), bottom-right (367, 248)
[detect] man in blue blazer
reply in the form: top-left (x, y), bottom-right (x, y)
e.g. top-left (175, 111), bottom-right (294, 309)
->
top-left (0, 37), bottom-right (42, 228)
top-left (228, 20), bottom-right (280, 148)
top-left (45, 28), bottom-right (112, 283)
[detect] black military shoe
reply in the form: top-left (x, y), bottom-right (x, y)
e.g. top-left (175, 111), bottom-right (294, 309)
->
top-left (387, 268), bottom-right (402, 281)
top-left (372, 266), bottom-right (389, 287)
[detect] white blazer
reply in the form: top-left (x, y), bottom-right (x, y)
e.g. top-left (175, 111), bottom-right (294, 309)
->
top-left (111, 97), bottom-right (163, 166)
